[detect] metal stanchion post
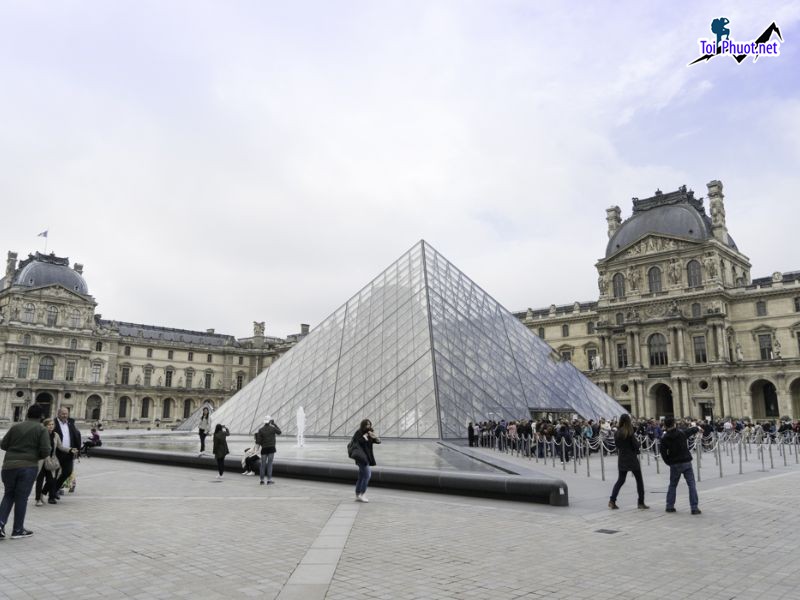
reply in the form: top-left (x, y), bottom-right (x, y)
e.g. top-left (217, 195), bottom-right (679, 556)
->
top-left (783, 437), bottom-right (788, 467)
top-left (760, 442), bottom-right (765, 472)
top-left (586, 440), bottom-right (591, 477)
top-left (573, 439), bottom-right (578, 474)
top-left (717, 437), bottom-right (723, 478)
top-left (551, 439), bottom-right (556, 468)
top-left (600, 439), bottom-right (606, 482)
top-left (795, 433), bottom-right (799, 464)
top-left (738, 439), bottom-right (743, 475)
top-left (696, 436), bottom-right (702, 483)
top-left (655, 438), bottom-right (660, 475)
top-left (769, 438), bottom-right (774, 469)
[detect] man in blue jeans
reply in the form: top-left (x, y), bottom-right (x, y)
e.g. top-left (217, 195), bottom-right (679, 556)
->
top-left (0, 403), bottom-right (51, 539)
top-left (660, 416), bottom-right (701, 515)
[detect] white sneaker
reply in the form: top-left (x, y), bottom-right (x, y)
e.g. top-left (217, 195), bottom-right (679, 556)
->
top-left (356, 495), bottom-right (369, 503)
top-left (241, 471), bottom-right (248, 476)
top-left (216, 474), bottom-right (223, 479)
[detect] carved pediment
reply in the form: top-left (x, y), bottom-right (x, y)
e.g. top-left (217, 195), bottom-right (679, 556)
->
top-left (619, 235), bottom-right (695, 259)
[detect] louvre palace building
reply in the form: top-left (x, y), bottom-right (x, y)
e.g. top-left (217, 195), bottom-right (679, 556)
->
top-left (0, 253), bottom-right (305, 425)
top-left (515, 180), bottom-right (800, 421)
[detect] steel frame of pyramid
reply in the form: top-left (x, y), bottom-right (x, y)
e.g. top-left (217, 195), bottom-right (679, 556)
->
top-left (210, 241), bottom-right (625, 438)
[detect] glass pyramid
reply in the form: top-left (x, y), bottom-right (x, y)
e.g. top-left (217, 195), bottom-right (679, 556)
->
top-left (210, 241), bottom-right (625, 438)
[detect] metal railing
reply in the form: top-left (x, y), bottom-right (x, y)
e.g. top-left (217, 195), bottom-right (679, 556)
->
top-left (472, 430), bottom-right (800, 481)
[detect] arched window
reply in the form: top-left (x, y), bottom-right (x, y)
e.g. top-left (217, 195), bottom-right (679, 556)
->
top-left (612, 273), bottom-right (625, 298)
top-left (23, 333), bottom-right (31, 345)
top-left (22, 303), bottom-right (35, 323)
top-left (756, 301), bottom-right (767, 317)
top-left (38, 356), bottom-right (55, 380)
top-left (649, 333), bottom-right (668, 366)
top-left (91, 362), bottom-right (102, 383)
top-left (141, 397), bottom-right (151, 419)
top-left (69, 338), bottom-right (78, 350)
top-left (648, 267), bottom-right (662, 293)
top-left (119, 397), bottom-right (129, 419)
top-left (70, 310), bottom-right (81, 328)
top-left (587, 321), bottom-right (595, 334)
top-left (691, 303), bottom-right (701, 318)
top-left (124, 345), bottom-right (131, 356)
top-left (687, 260), bottom-right (703, 288)
top-left (162, 398), bottom-right (173, 419)
top-left (95, 341), bottom-right (103, 352)
top-left (46, 306), bottom-right (58, 326)
top-left (562, 324), bottom-right (569, 337)
top-left (616, 312), bottom-right (624, 326)
top-left (537, 327), bottom-right (545, 339)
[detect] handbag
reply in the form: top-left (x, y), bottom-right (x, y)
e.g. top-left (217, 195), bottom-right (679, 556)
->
top-left (44, 455), bottom-right (60, 473)
top-left (347, 439), bottom-right (368, 465)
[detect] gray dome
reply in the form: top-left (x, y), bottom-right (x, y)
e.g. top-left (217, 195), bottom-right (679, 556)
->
top-left (606, 189), bottom-right (737, 257)
top-left (14, 258), bottom-right (89, 294)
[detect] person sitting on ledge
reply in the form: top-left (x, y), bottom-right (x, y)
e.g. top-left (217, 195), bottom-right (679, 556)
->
top-left (80, 428), bottom-right (101, 457)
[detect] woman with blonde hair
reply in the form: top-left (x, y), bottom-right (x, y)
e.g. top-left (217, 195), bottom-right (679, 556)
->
top-left (608, 413), bottom-right (649, 510)
top-left (34, 418), bottom-right (69, 506)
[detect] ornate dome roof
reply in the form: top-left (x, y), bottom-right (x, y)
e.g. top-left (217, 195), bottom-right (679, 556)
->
top-left (606, 187), bottom-right (737, 258)
top-left (11, 253), bottom-right (89, 294)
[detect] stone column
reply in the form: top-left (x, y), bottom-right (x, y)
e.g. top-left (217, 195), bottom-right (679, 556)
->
top-left (680, 378), bottom-right (691, 418)
top-left (666, 328), bottom-right (675, 365)
top-left (715, 324), bottom-right (725, 362)
top-left (633, 330), bottom-right (641, 366)
top-left (720, 376), bottom-right (730, 417)
top-left (599, 335), bottom-right (608, 368)
top-left (677, 327), bottom-right (686, 363)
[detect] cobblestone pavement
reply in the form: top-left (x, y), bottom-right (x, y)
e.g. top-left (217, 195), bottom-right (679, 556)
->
top-left (1, 455), bottom-right (800, 599)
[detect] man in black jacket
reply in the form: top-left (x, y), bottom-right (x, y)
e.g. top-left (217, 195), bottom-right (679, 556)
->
top-left (660, 417), bottom-right (701, 515)
top-left (53, 407), bottom-right (80, 496)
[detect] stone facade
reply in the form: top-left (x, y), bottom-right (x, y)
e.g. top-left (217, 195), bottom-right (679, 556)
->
top-left (0, 252), bottom-right (304, 426)
top-left (517, 181), bottom-right (800, 420)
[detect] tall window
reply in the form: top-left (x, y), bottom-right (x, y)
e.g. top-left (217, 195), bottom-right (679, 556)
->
top-left (587, 321), bottom-right (595, 334)
top-left (616, 312), bottom-right (624, 326)
top-left (562, 324), bottom-right (569, 337)
top-left (649, 333), bottom-right (668, 366)
top-left (693, 336), bottom-right (707, 364)
top-left (795, 297), bottom-right (800, 312)
top-left (146, 348), bottom-right (153, 358)
top-left (70, 310), bottom-right (81, 328)
top-left (119, 397), bottom-right (128, 419)
top-left (204, 372), bottom-right (212, 389)
top-left (206, 354), bottom-right (213, 363)
top-left (17, 357), bottom-right (29, 379)
top-left (687, 260), bottom-right (703, 288)
top-left (23, 334), bottom-right (31, 345)
top-left (560, 350), bottom-right (572, 362)
top-left (167, 350), bottom-right (174, 360)
top-left (38, 356), bottom-right (55, 380)
top-left (691, 303), bottom-right (701, 318)
top-left (91, 362), bottom-right (102, 383)
top-left (188, 351), bottom-right (194, 362)
top-left (756, 301), bottom-right (767, 316)
top-left (185, 370), bottom-right (194, 388)
top-left (236, 374), bottom-right (244, 390)
top-left (612, 273), bottom-right (625, 298)
top-left (238, 356), bottom-right (244, 365)
top-left (758, 334), bottom-right (773, 360)
top-left (587, 348), bottom-right (598, 370)
top-left (162, 399), bottom-right (172, 419)
top-left (121, 367), bottom-right (130, 385)
top-left (46, 306), bottom-right (58, 326)
top-left (648, 266), bottom-right (662, 293)
top-left (537, 327), bottom-right (545, 339)
top-left (95, 341), bottom-right (103, 352)
top-left (183, 399), bottom-right (192, 419)
top-left (616, 343), bottom-right (628, 368)
top-left (23, 303), bottom-right (35, 323)
top-left (165, 369), bottom-right (173, 388)
top-left (141, 398), bottom-right (150, 419)
top-left (124, 345), bottom-right (131, 356)
top-left (69, 338), bottom-right (78, 350)
top-left (144, 367), bottom-right (152, 386)
top-left (65, 360), bottom-right (76, 381)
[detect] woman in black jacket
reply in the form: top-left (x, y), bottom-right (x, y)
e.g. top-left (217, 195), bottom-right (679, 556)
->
top-left (212, 424), bottom-right (230, 480)
top-left (608, 414), bottom-right (649, 510)
top-left (351, 419), bottom-right (380, 503)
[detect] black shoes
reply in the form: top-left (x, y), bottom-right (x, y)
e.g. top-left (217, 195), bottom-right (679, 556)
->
top-left (691, 509), bottom-right (702, 515)
top-left (665, 508), bottom-right (676, 513)
top-left (638, 503), bottom-right (650, 510)
top-left (11, 529), bottom-right (33, 539)
top-left (608, 500), bottom-right (619, 509)
top-left (48, 498), bottom-right (58, 505)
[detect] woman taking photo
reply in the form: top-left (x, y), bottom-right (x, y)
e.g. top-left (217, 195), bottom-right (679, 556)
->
top-left (212, 424), bottom-right (230, 480)
top-left (35, 418), bottom-right (70, 506)
top-left (608, 413), bottom-right (649, 510)
top-left (198, 407), bottom-right (211, 456)
top-left (350, 419), bottom-right (380, 503)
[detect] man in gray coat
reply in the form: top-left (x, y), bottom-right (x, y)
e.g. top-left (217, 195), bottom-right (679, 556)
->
top-left (0, 404), bottom-right (51, 539)
top-left (254, 416), bottom-right (281, 485)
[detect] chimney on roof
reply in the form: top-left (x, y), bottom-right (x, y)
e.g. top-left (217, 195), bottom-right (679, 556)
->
top-left (300, 324), bottom-right (310, 335)
top-left (73, 263), bottom-right (83, 275)
top-left (206, 328), bottom-right (215, 334)
top-left (4, 251), bottom-right (17, 290)
top-left (606, 206), bottom-right (622, 239)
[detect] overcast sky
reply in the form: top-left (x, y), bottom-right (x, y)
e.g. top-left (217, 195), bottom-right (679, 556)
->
top-left (1, 1), bottom-right (798, 339)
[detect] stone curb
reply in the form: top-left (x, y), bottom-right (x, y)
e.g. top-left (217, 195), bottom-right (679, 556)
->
top-left (89, 446), bottom-right (569, 506)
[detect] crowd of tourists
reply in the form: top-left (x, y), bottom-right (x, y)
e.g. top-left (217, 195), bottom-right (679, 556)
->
top-left (0, 404), bottom-right (93, 540)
